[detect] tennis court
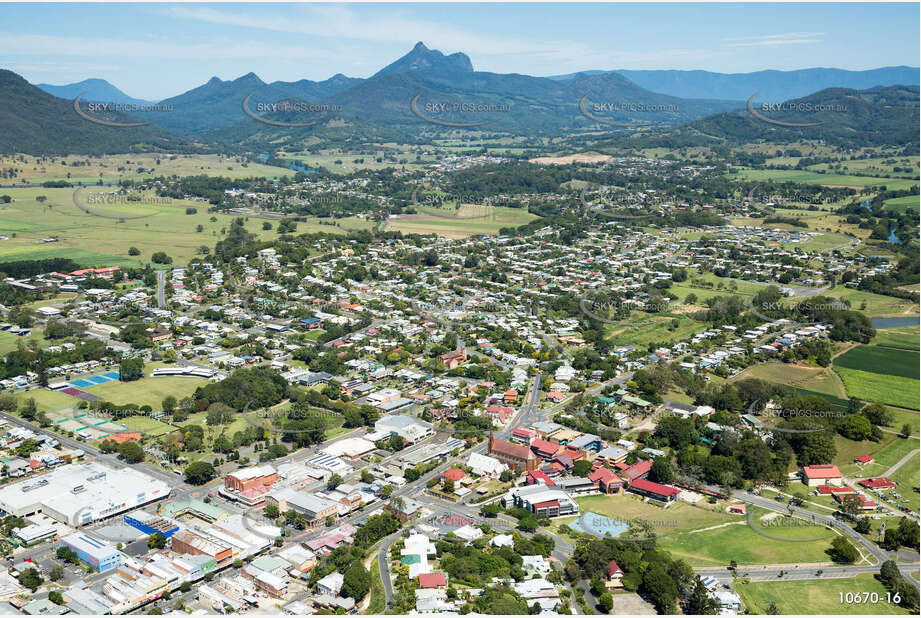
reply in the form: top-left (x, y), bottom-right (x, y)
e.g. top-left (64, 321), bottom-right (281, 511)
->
top-left (59, 387), bottom-right (102, 401)
top-left (69, 371), bottom-right (120, 388)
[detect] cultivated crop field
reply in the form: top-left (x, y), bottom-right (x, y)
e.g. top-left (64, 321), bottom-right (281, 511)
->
top-left (728, 168), bottom-right (920, 191)
top-left (885, 195), bottom-right (920, 213)
top-left (833, 366), bottom-right (920, 410)
top-left (833, 346), bottom-right (919, 379)
top-left (832, 345), bottom-right (920, 409)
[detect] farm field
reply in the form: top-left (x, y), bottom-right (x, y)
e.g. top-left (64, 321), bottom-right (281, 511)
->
top-left (728, 168), bottom-right (919, 191)
top-left (871, 325), bottom-right (920, 351)
top-left (0, 186), bottom-right (283, 266)
top-left (0, 153), bottom-right (289, 185)
top-left (833, 366), bottom-right (919, 410)
top-left (735, 573), bottom-right (910, 615)
top-left (833, 346), bottom-right (919, 380)
top-left (884, 195), bottom-right (920, 213)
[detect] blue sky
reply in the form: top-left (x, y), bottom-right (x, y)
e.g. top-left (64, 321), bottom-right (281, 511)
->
top-left (1, 2), bottom-right (918, 100)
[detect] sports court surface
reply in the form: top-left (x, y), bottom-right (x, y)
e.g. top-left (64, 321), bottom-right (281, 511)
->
top-left (68, 371), bottom-right (120, 388)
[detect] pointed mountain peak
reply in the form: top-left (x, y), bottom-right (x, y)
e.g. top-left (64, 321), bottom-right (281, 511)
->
top-left (372, 42), bottom-right (473, 78)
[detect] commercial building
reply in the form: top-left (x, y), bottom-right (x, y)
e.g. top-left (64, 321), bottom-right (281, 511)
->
top-left (123, 510), bottom-right (180, 539)
top-left (506, 485), bottom-right (579, 517)
top-left (170, 528), bottom-right (234, 567)
top-left (0, 462), bottom-right (170, 523)
top-left (60, 532), bottom-right (122, 572)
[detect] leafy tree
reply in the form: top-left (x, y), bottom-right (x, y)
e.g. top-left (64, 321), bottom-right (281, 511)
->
top-left (829, 536), bottom-right (859, 563)
top-left (598, 592), bottom-right (613, 613)
top-left (17, 567), bottom-right (42, 591)
top-left (685, 577), bottom-right (720, 614)
top-left (650, 457), bottom-right (674, 484)
top-left (572, 460), bottom-right (593, 477)
top-left (48, 590), bottom-right (64, 605)
top-left (342, 563), bottom-right (371, 601)
top-left (161, 395), bottom-right (177, 415)
top-left (148, 533), bottom-right (167, 549)
top-left (119, 357), bottom-right (145, 381)
top-left (184, 461), bottom-right (215, 485)
top-left (117, 440), bottom-right (145, 463)
top-left (879, 560), bottom-right (901, 589)
top-left (327, 474), bottom-right (343, 490)
top-left (56, 545), bottom-right (79, 564)
top-left (49, 565), bottom-right (65, 582)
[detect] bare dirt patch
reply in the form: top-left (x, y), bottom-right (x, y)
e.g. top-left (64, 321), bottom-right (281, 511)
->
top-left (530, 152), bottom-right (613, 165)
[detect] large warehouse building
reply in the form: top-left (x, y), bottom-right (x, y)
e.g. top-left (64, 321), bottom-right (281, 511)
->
top-left (0, 462), bottom-right (171, 524)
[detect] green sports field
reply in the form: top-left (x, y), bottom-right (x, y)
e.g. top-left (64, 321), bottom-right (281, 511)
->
top-left (735, 573), bottom-right (910, 615)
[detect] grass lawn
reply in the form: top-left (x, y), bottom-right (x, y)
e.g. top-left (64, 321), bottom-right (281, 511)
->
top-left (88, 374), bottom-right (208, 410)
top-left (367, 556), bottom-right (386, 614)
top-left (822, 286), bottom-right (920, 317)
top-left (0, 186), bottom-right (284, 266)
top-left (574, 493), bottom-right (734, 536)
top-left (735, 363), bottom-right (847, 398)
top-left (842, 435), bottom-right (920, 478)
top-left (871, 325), bottom-right (920, 351)
top-left (832, 366), bottom-right (919, 410)
top-left (605, 314), bottom-right (709, 346)
top-left (121, 415), bottom-right (175, 437)
top-left (657, 505), bottom-right (837, 567)
top-left (0, 328), bottom-right (48, 355)
top-left (888, 452), bottom-right (920, 512)
top-left (385, 206), bottom-right (539, 238)
top-left (735, 573), bottom-right (910, 615)
top-left (884, 407), bottom-right (920, 436)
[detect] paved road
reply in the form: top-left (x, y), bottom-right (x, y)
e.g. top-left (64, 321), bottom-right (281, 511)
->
top-left (155, 269), bottom-right (166, 308)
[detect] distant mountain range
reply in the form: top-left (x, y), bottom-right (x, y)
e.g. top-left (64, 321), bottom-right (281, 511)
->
top-left (628, 84), bottom-right (920, 149)
top-left (548, 66), bottom-right (920, 103)
top-left (7, 43), bottom-right (921, 154)
top-left (35, 78), bottom-right (154, 106)
top-left (0, 70), bottom-right (194, 156)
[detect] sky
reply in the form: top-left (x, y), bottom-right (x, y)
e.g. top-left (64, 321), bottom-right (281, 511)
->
top-left (1, 2), bottom-right (918, 100)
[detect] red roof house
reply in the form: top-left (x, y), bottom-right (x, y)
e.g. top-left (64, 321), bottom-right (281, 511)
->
top-left (418, 573), bottom-right (448, 589)
top-left (858, 477), bottom-right (897, 490)
top-left (620, 459), bottom-right (653, 482)
top-left (854, 455), bottom-right (874, 464)
top-left (801, 464), bottom-right (842, 487)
